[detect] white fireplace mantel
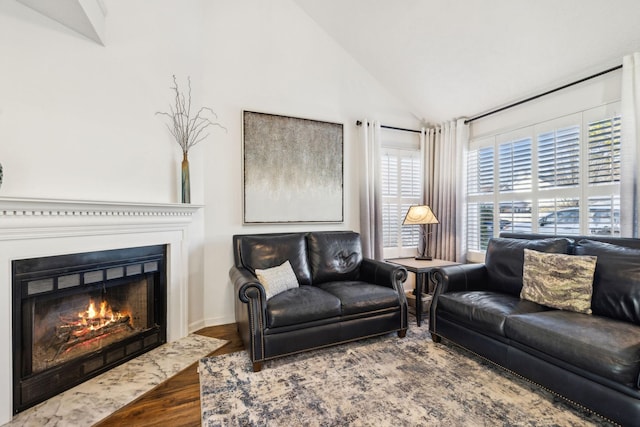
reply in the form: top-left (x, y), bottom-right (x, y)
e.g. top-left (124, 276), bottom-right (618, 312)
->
top-left (0, 196), bottom-right (201, 423)
top-left (0, 196), bottom-right (201, 225)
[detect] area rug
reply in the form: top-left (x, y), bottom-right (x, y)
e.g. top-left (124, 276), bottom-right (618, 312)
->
top-left (199, 327), bottom-right (613, 426)
top-left (6, 334), bottom-right (228, 427)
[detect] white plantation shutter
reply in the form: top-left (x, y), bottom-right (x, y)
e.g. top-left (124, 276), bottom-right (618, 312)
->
top-left (467, 202), bottom-right (494, 251)
top-left (466, 103), bottom-right (621, 254)
top-left (499, 138), bottom-right (532, 192)
top-left (538, 126), bottom-right (580, 188)
top-left (400, 156), bottom-right (421, 247)
top-left (466, 203), bottom-right (480, 251)
top-left (537, 197), bottom-right (580, 235)
top-left (381, 153), bottom-right (398, 248)
top-left (499, 200), bottom-right (532, 233)
top-left (467, 141), bottom-right (494, 250)
top-left (588, 196), bottom-right (620, 234)
top-left (381, 148), bottom-right (422, 258)
top-left (401, 157), bottom-right (421, 197)
top-left (585, 114), bottom-right (621, 235)
top-left (588, 116), bottom-right (621, 184)
top-left (468, 146), bottom-right (494, 195)
top-left (478, 147), bottom-right (494, 193)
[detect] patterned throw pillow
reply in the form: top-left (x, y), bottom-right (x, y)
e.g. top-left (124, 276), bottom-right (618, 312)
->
top-left (520, 249), bottom-right (597, 314)
top-left (255, 260), bottom-right (300, 299)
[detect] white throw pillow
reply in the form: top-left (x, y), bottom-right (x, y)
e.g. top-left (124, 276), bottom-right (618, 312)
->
top-left (255, 260), bottom-right (299, 299)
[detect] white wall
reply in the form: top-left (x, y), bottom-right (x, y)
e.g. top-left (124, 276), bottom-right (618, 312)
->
top-left (0, 0), bottom-right (420, 330)
top-left (0, 0), bottom-right (209, 203)
top-left (469, 70), bottom-right (622, 139)
top-left (199, 0), bottom-right (421, 327)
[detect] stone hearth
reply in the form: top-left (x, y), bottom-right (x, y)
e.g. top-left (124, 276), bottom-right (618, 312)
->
top-left (0, 197), bottom-right (200, 424)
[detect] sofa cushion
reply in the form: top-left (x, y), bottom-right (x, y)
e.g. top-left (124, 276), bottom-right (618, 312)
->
top-left (520, 249), bottom-right (597, 314)
top-left (505, 310), bottom-right (640, 388)
top-left (437, 291), bottom-right (549, 337)
top-left (239, 233), bottom-right (312, 286)
top-left (316, 281), bottom-right (399, 316)
top-left (485, 237), bottom-right (571, 296)
top-left (266, 285), bottom-right (342, 328)
top-left (574, 239), bottom-right (640, 325)
top-left (255, 260), bottom-right (299, 299)
top-left (307, 231), bottom-right (363, 284)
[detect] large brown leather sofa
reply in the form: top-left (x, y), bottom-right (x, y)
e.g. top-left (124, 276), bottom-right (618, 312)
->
top-left (230, 231), bottom-right (408, 371)
top-left (429, 233), bottom-right (640, 426)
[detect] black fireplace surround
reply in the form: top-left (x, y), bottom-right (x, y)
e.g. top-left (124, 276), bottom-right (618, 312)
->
top-left (12, 245), bottom-right (167, 413)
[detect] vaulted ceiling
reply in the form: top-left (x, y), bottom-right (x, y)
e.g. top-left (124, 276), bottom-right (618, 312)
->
top-left (12, 1), bottom-right (640, 124)
top-left (294, 0), bottom-right (640, 123)
top-left (16, 0), bottom-right (106, 44)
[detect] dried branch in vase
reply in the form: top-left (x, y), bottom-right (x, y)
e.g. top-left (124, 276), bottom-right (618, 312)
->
top-left (156, 75), bottom-right (226, 154)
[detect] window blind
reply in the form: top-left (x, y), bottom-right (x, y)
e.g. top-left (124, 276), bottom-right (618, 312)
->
top-left (466, 103), bottom-right (621, 251)
top-left (381, 148), bottom-right (422, 257)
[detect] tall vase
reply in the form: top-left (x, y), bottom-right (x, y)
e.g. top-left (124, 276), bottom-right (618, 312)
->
top-left (181, 152), bottom-right (190, 204)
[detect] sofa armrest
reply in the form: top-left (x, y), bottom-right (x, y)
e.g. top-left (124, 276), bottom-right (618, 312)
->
top-left (229, 266), bottom-right (267, 365)
top-left (360, 258), bottom-right (408, 292)
top-left (432, 263), bottom-right (489, 295)
top-left (360, 258), bottom-right (408, 331)
top-left (429, 263), bottom-right (489, 337)
top-left (231, 265), bottom-right (266, 303)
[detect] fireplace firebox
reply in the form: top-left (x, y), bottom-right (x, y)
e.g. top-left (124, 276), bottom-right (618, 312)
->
top-left (12, 245), bottom-right (167, 413)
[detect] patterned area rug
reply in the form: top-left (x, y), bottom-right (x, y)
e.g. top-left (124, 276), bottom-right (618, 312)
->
top-left (199, 326), bottom-right (613, 426)
top-left (6, 334), bottom-right (228, 427)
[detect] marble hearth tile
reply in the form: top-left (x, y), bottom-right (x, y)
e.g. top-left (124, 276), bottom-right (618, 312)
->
top-left (4, 334), bottom-right (227, 427)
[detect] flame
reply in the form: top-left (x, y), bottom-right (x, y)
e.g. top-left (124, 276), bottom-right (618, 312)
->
top-left (75, 299), bottom-right (128, 332)
top-left (78, 300), bottom-right (101, 321)
top-left (87, 302), bottom-right (97, 318)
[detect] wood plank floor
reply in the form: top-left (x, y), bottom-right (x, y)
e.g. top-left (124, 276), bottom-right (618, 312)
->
top-left (94, 323), bottom-right (243, 427)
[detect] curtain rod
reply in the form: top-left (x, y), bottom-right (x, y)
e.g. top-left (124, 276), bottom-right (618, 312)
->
top-left (355, 120), bottom-right (421, 134)
top-left (464, 64), bottom-right (623, 125)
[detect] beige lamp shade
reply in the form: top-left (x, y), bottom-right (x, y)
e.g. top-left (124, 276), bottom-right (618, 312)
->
top-left (402, 205), bottom-right (439, 225)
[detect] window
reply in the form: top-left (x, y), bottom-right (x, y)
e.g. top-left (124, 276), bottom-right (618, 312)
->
top-left (381, 147), bottom-right (422, 258)
top-left (467, 103), bottom-right (621, 253)
top-left (538, 126), bottom-right (580, 188)
top-left (498, 137), bottom-right (532, 192)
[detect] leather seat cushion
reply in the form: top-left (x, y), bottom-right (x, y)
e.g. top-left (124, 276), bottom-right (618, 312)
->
top-left (437, 291), bottom-right (549, 337)
top-left (316, 281), bottom-right (399, 315)
top-left (267, 285), bottom-right (341, 328)
top-left (505, 310), bottom-right (640, 387)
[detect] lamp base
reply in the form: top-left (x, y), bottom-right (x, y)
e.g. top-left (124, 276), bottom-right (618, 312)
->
top-left (414, 255), bottom-right (433, 261)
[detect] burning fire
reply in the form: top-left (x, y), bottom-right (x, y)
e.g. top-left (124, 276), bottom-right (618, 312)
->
top-left (74, 299), bottom-right (130, 335)
top-left (81, 300), bottom-right (111, 324)
top-left (50, 298), bottom-right (135, 363)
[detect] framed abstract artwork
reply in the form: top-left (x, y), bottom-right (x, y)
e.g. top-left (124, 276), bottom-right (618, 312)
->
top-left (242, 111), bottom-right (344, 223)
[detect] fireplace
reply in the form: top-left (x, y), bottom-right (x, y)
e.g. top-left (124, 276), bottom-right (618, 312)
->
top-left (12, 245), bottom-right (167, 413)
top-left (0, 197), bottom-right (198, 423)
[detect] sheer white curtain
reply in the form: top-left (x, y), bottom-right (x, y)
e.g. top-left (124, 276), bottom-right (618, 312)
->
top-left (423, 119), bottom-right (468, 262)
top-left (621, 52), bottom-right (640, 238)
top-left (359, 120), bottom-right (384, 260)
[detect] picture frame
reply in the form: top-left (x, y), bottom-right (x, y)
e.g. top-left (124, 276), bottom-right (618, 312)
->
top-left (242, 111), bottom-right (344, 224)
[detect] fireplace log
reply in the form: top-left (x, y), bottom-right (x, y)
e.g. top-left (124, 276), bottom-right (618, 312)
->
top-left (56, 315), bottom-right (131, 339)
top-left (51, 316), bottom-right (133, 361)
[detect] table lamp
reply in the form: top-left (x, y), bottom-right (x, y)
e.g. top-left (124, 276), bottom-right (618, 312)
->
top-left (402, 205), bottom-right (439, 260)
